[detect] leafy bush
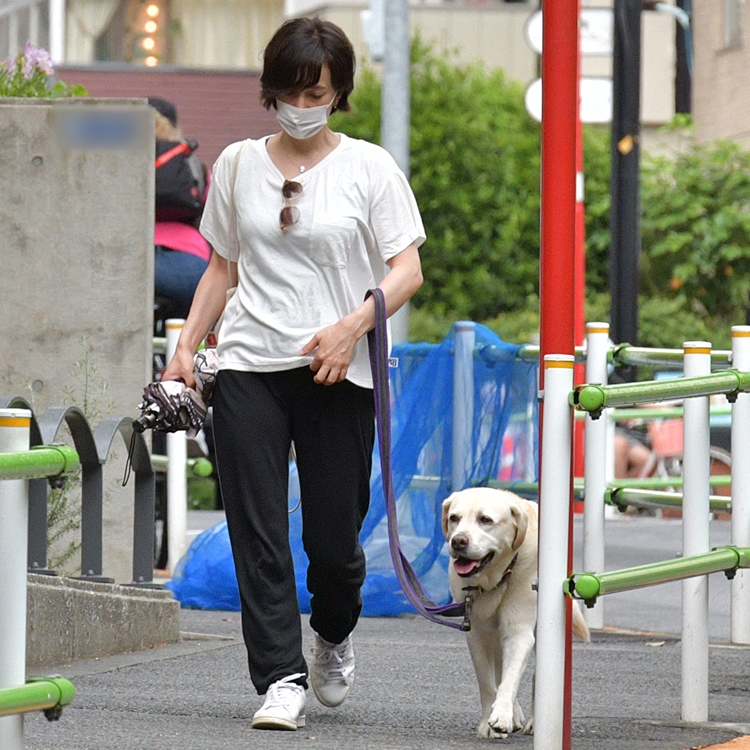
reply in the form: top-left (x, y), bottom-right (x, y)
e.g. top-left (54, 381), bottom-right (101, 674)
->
top-left (336, 40), bottom-right (542, 322)
top-left (641, 139), bottom-right (750, 320)
top-left (337, 45), bottom-right (749, 349)
top-left (1, 42), bottom-right (86, 97)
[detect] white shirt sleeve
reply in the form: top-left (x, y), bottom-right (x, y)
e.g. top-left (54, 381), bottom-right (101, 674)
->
top-left (200, 140), bottom-right (247, 262)
top-left (368, 150), bottom-right (426, 262)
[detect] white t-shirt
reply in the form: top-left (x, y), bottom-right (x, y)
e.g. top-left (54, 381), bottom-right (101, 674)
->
top-left (200, 132), bottom-right (426, 388)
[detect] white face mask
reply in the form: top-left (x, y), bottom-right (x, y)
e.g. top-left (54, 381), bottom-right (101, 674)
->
top-left (276, 94), bottom-right (336, 140)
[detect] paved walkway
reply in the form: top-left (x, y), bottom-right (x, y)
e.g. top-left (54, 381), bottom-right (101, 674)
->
top-left (21, 515), bottom-right (750, 750)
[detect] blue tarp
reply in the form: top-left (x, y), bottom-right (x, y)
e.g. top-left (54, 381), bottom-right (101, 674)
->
top-left (167, 323), bottom-right (539, 614)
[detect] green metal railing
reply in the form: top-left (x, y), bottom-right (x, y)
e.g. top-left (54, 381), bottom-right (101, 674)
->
top-left (607, 487), bottom-right (731, 514)
top-left (609, 475), bottom-right (731, 490)
top-left (0, 448), bottom-right (79, 722)
top-left (573, 370), bottom-right (750, 416)
top-left (150, 454), bottom-right (213, 477)
top-left (0, 677), bottom-right (76, 720)
top-left (565, 546), bottom-right (750, 606)
top-left (613, 345), bottom-right (732, 370)
top-left (0, 445), bottom-right (80, 481)
top-left (514, 343), bottom-right (734, 370)
top-left (610, 404), bottom-right (732, 421)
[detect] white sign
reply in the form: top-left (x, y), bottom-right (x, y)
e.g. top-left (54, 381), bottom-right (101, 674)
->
top-left (525, 8), bottom-right (614, 56)
top-left (524, 77), bottom-right (613, 124)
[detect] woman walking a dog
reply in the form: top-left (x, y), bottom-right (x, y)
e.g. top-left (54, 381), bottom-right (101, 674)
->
top-left (162, 17), bottom-right (425, 731)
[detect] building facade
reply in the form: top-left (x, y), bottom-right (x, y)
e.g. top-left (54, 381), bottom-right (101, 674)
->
top-left (692, 0), bottom-right (750, 146)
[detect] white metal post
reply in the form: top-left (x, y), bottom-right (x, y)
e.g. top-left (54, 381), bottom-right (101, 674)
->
top-left (583, 323), bottom-right (610, 629)
top-left (731, 326), bottom-right (750, 644)
top-left (49, 0), bottom-right (66, 64)
top-left (166, 319), bottom-right (188, 574)
top-left (452, 322), bottom-right (475, 492)
top-left (681, 341), bottom-right (711, 722)
top-left (0, 408), bottom-right (32, 750)
top-left (534, 355), bottom-right (574, 750)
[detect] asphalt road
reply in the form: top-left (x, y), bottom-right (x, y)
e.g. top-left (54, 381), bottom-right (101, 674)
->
top-left (22, 515), bottom-right (750, 750)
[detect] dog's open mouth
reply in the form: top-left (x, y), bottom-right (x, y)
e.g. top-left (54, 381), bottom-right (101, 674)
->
top-left (453, 551), bottom-right (495, 577)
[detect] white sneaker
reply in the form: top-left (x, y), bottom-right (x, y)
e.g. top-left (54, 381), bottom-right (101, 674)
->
top-left (251, 673), bottom-right (306, 730)
top-left (311, 634), bottom-right (355, 707)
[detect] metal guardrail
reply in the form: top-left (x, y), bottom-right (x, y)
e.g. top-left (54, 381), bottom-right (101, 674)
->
top-left (613, 345), bottom-right (732, 370)
top-left (0, 445), bottom-right (79, 481)
top-left (607, 487), bottom-right (731, 514)
top-left (0, 675), bottom-right (75, 720)
top-left (610, 404), bottom-right (732, 421)
top-left (151, 454), bottom-right (213, 477)
top-left (566, 546), bottom-right (750, 607)
top-left (573, 370), bottom-right (750, 416)
top-left (0, 396), bottom-right (155, 585)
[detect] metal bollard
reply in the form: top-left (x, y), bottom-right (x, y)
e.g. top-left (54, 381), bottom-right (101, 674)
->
top-left (165, 319), bottom-right (188, 574)
top-left (0, 408), bottom-right (31, 750)
top-left (681, 341), bottom-right (711, 722)
top-left (451, 322), bottom-right (475, 492)
top-left (534, 355), bottom-right (574, 750)
top-left (583, 323), bottom-right (610, 630)
top-left (731, 326), bottom-right (750, 644)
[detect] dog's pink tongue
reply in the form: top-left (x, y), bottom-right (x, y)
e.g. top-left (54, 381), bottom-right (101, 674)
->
top-left (454, 558), bottom-right (480, 575)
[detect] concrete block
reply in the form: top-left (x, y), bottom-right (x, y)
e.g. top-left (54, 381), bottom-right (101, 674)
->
top-left (26, 573), bottom-right (179, 669)
top-left (0, 98), bottom-right (154, 583)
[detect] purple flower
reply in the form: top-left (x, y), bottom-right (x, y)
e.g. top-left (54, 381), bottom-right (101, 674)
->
top-left (21, 42), bottom-right (54, 78)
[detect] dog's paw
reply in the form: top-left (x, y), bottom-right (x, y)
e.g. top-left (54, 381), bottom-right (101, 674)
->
top-left (512, 700), bottom-right (525, 731)
top-left (477, 720), bottom-right (508, 740)
top-left (487, 705), bottom-right (514, 737)
top-left (523, 716), bottom-right (534, 735)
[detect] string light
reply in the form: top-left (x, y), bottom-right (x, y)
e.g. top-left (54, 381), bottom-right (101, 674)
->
top-left (145, 56), bottom-right (158, 67)
top-left (145, 20), bottom-right (157, 33)
top-left (142, 37), bottom-right (155, 51)
top-left (146, 4), bottom-right (160, 17)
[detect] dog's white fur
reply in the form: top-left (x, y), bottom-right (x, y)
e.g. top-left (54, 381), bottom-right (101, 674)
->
top-left (442, 488), bottom-right (589, 739)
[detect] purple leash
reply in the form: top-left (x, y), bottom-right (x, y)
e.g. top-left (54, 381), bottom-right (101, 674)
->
top-left (366, 289), bottom-right (470, 631)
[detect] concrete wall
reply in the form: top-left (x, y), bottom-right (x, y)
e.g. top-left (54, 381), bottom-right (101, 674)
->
top-left (693, 0), bottom-right (750, 147)
top-left (26, 574), bottom-right (180, 669)
top-left (0, 98), bottom-right (153, 583)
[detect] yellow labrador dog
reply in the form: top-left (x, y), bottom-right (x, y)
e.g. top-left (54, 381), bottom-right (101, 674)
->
top-left (442, 488), bottom-right (589, 739)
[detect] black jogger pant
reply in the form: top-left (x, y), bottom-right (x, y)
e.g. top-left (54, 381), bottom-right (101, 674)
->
top-left (212, 367), bottom-right (375, 695)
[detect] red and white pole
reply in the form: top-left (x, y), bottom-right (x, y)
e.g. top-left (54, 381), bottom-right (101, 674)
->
top-left (537, 0), bottom-right (579, 748)
top-left (535, 357), bottom-right (575, 750)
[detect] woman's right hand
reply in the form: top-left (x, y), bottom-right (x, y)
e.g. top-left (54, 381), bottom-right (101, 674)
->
top-left (162, 346), bottom-right (197, 388)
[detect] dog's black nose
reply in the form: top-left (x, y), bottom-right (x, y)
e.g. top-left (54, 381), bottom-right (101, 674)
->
top-left (451, 533), bottom-right (469, 551)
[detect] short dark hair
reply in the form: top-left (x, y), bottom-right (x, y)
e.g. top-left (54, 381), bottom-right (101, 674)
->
top-left (260, 18), bottom-right (355, 114)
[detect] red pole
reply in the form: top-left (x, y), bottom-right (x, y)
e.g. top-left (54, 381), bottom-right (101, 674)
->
top-left (540, 1), bottom-right (578, 748)
top-left (573, 0), bottom-right (587, 510)
top-left (540, 5), bottom-right (578, 363)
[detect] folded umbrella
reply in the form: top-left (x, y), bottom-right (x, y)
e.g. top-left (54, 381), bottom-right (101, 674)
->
top-left (135, 380), bottom-right (206, 437)
top-left (134, 348), bottom-right (219, 438)
top-left (124, 350), bottom-right (220, 485)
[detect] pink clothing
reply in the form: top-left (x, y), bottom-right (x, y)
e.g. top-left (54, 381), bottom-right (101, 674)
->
top-left (154, 222), bottom-right (211, 263)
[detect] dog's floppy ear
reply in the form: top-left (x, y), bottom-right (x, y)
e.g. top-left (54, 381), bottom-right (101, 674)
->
top-left (441, 496), bottom-right (454, 541)
top-left (510, 502), bottom-right (529, 551)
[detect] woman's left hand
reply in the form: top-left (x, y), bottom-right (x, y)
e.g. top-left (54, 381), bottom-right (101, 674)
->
top-left (299, 318), bottom-right (360, 385)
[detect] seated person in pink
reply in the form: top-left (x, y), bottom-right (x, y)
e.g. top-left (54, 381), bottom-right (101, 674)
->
top-left (150, 97), bottom-right (210, 320)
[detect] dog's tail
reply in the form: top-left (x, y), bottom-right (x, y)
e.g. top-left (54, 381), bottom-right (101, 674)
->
top-left (572, 601), bottom-right (591, 642)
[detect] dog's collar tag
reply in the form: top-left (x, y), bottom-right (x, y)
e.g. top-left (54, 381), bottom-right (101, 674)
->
top-left (460, 587), bottom-right (480, 630)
